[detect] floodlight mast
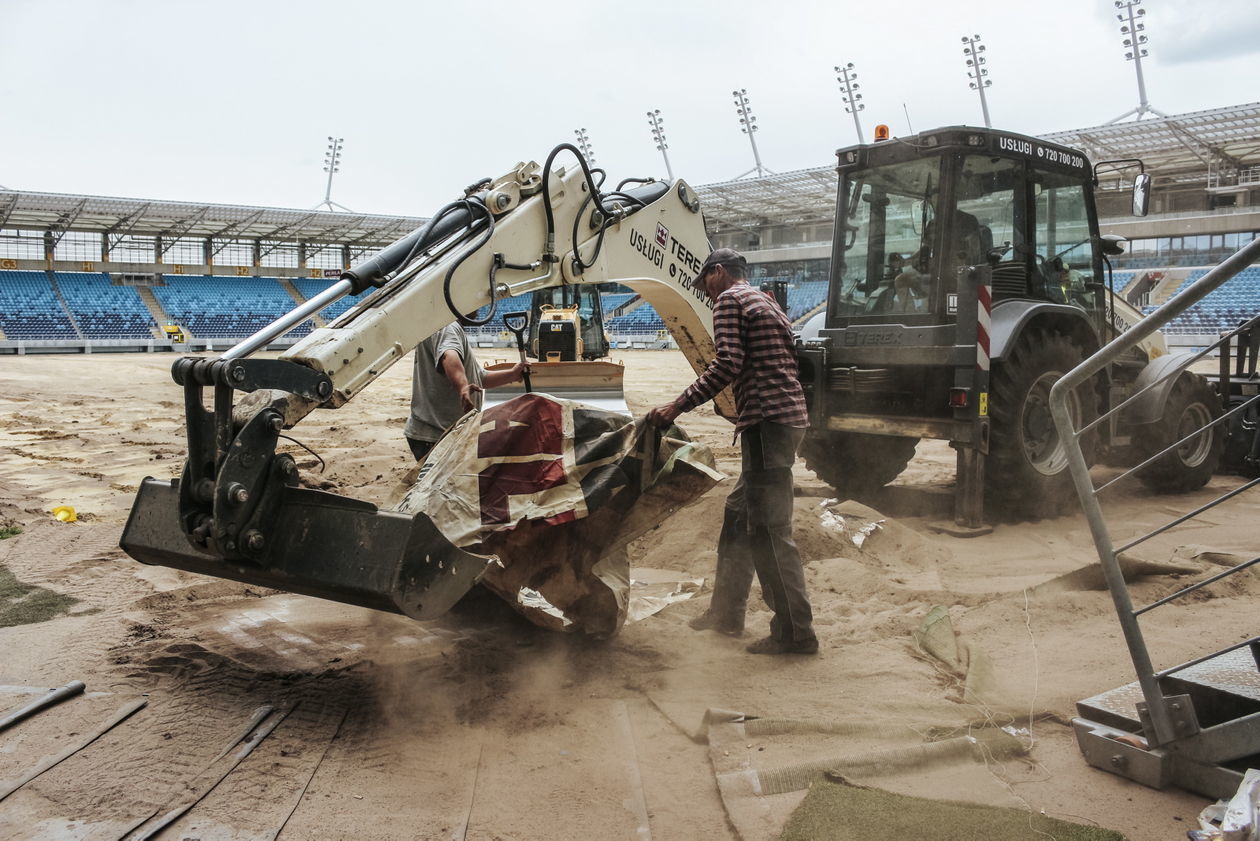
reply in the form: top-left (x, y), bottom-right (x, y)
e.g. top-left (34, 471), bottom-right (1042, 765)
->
top-left (1106, 0), bottom-right (1165, 123)
top-left (961, 35), bottom-right (993, 128)
top-left (834, 63), bottom-right (865, 143)
top-left (573, 127), bottom-right (597, 166)
top-left (314, 136), bottom-right (352, 213)
top-left (646, 109), bottom-right (674, 182)
top-left (732, 88), bottom-right (771, 179)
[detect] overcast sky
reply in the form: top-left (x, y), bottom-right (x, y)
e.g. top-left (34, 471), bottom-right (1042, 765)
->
top-left (3, 0), bottom-right (1257, 217)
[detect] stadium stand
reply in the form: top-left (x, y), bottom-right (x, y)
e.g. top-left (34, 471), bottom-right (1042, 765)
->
top-left (783, 279), bottom-right (829, 321)
top-left (0, 271), bottom-right (78, 339)
top-left (55, 272), bottom-right (155, 339)
top-left (608, 307), bottom-right (665, 334)
top-left (1148, 266), bottom-right (1260, 334)
top-left (152, 275), bottom-right (314, 339)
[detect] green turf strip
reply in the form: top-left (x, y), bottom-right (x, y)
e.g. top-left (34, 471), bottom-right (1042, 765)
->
top-left (780, 777), bottom-right (1127, 841)
top-left (0, 565), bottom-right (79, 627)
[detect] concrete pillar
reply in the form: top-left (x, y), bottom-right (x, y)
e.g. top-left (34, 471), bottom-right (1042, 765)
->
top-left (252, 239), bottom-right (261, 269)
top-left (298, 240), bottom-right (307, 269)
top-left (100, 233), bottom-right (109, 263)
top-left (203, 237), bottom-right (214, 268)
top-left (43, 230), bottom-right (55, 267)
top-left (154, 235), bottom-right (163, 265)
top-left (342, 244), bottom-right (351, 270)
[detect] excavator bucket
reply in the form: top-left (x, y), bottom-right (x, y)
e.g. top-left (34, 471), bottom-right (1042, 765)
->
top-left (482, 360), bottom-right (629, 415)
top-left (121, 478), bottom-right (493, 621)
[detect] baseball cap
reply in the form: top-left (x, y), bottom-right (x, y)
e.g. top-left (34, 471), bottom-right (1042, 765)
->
top-left (698, 247), bottom-right (747, 276)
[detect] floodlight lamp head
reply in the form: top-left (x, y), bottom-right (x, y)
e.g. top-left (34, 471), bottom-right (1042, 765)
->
top-left (1137, 7), bottom-right (1145, 14)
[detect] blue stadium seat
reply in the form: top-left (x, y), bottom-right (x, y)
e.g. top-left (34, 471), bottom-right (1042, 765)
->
top-left (151, 275), bottom-right (314, 339)
top-left (0, 271), bottom-right (78, 339)
top-left (55, 272), bottom-right (155, 339)
top-left (1148, 269), bottom-right (1260, 334)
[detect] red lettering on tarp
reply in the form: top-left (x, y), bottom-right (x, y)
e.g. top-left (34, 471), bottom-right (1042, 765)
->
top-left (477, 394), bottom-right (563, 458)
top-left (478, 459), bottom-right (569, 525)
top-left (477, 394), bottom-right (568, 525)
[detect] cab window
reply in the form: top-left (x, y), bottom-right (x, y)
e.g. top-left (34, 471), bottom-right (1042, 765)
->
top-left (832, 157), bottom-right (940, 318)
top-left (1031, 172), bottom-right (1095, 309)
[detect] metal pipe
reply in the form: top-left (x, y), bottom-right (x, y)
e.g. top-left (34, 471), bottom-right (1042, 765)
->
top-left (1078, 321), bottom-right (1256, 441)
top-left (0, 681), bottom-right (86, 733)
top-left (1115, 476), bottom-right (1260, 554)
top-left (1095, 398), bottom-right (1255, 494)
top-left (221, 280), bottom-right (352, 361)
top-left (1135, 555), bottom-right (1260, 616)
top-left (1157, 636), bottom-right (1260, 680)
top-left (1056, 237), bottom-right (1260, 396)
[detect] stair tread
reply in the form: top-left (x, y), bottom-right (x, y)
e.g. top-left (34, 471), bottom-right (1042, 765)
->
top-left (1078, 648), bottom-right (1260, 730)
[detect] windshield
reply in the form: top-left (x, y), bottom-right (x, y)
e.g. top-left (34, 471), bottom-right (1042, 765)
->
top-left (833, 157), bottom-right (941, 318)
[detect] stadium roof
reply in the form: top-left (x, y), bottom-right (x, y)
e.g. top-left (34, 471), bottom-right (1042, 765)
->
top-left (697, 101), bottom-right (1260, 229)
top-left (0, 190), bottom-right (426, 248)
top-left (1042, 101), bottom-right (1260, 185)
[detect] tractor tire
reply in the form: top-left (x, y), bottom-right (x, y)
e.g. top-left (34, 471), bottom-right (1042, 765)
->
top-left (1135, 373), bottom-right (1223, 493)
top-left (801, 431), bottom-right (919, 501)
top-left (986, 330), bottom-right (1097, 520)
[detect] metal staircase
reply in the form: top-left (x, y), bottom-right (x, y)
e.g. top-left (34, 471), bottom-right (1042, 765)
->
top-left (1050, 237), bottom-right (1260, 799)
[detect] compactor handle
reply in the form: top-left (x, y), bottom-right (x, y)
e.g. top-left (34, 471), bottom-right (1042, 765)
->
top-left (503, 311), bottom-right (532, 393)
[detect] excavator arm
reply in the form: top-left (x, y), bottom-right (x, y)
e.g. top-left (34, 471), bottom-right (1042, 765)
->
top-left (121, 146), bottom-right (728, 622)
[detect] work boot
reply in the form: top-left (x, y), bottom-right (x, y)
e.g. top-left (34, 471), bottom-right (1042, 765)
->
top-left (745, 635), bottom-right (819, 655)
top-left (688, 610), bottom-right (744, 637)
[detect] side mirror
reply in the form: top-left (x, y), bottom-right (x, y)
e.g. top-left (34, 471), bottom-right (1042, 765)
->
top-left (1132, 173), bottom-right (1151, 217)
top-left (1100, 234), bottom-right (1127, 257)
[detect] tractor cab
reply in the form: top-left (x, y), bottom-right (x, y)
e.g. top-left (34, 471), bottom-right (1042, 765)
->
top-left (829, 127), bottom-right (1107, 329)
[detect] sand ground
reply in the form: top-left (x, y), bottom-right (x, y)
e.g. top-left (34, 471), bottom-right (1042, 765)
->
top-left (0, 348), bottom-right (1255, 840)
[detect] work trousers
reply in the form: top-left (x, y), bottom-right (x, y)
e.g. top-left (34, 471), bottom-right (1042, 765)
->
top-left (708, 422), bottom-right (815, 643)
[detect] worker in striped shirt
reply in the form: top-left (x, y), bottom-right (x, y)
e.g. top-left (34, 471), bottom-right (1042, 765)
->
top-left (648, 248), bottom-right (817, 655)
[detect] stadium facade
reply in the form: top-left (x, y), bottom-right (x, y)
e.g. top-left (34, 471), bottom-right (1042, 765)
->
top-left (2, 103), bottom-right (1258, 354)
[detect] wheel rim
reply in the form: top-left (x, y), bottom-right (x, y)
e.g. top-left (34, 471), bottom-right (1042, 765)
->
top-left (1020, 371), bottom-right (1076, 476)
top-left (1175, 401), bottom-right (1214, 468)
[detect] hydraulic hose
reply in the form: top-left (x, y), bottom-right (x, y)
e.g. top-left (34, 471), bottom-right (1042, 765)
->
top-left (340, 199), bottom-right (481, 294)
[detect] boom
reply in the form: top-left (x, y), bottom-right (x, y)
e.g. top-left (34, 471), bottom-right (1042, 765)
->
top-left (238, 155), bottom-right (730, 425)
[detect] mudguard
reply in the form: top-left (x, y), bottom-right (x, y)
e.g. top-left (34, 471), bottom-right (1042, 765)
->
top-left (1121, 351), bottom-right (1200, 426)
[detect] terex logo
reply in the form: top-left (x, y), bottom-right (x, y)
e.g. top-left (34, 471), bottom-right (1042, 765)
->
top-left (843, 329), bottom-right (902, 347)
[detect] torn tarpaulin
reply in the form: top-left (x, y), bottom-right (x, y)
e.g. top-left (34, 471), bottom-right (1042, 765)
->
top-left (395, 393), bottom-right (723, 637)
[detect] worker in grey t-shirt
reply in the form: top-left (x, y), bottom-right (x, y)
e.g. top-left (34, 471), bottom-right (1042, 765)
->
top-left (403, 323), bottom-right (527, 461)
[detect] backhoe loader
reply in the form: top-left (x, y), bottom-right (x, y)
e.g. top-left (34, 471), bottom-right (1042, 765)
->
top-left (122, 130), bottom-right (1230, 626)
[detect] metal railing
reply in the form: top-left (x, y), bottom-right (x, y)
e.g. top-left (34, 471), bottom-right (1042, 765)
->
top-left (1049, 236), bottom-right (1260, 752)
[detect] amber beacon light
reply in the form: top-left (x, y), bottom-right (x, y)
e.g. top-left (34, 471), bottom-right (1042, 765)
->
top-left (874, 124), bottom-right (890, 142)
